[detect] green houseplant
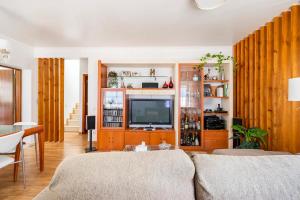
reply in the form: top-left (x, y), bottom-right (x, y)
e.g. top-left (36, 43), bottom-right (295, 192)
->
top-left (198, 52), bottom-right (236, 73)
top-left (231, 124), bottom-right (268, 149)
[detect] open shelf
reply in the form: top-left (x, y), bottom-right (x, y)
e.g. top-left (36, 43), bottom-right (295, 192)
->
top-left (204, 80), bottom-right (229, 83)
top-left (204, 112), bottom-right (228, 115)
top-left (204, 96), bottom-right (229, 99)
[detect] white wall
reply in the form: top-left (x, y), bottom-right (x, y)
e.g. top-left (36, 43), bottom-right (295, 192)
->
top-left (64, 59), bottom-right (80, 122)
top-left (0, 35), bottom-right (36, 123)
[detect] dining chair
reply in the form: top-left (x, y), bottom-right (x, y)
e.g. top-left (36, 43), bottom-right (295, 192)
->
top-left (0, 131), bottom-right (26, 188)
top-left (14, 122), bottom-right (39, 165)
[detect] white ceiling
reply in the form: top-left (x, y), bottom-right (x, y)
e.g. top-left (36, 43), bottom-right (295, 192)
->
top-left (0, 0), bottom-right (298, 47)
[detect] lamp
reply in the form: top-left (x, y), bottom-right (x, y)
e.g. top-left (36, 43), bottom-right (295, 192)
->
top-left (0, 39), bottom-right (10, 63)
top-left (288, 77), bottom-right (300, 103)
top-left (288, 77), bottom-right (300, 101)
top-left (194, 0), bottom-right (226, 10)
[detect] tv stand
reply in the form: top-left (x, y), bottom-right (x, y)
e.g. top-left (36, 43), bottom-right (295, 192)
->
top-left (143, 127), bottom-right (156, 131)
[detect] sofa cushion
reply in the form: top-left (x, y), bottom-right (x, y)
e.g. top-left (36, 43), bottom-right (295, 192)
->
top-left (212, 149), bottom-right (292, 156)
top-left (34, 150), bottom-right (195, 200)
top-left (193, 154), bottom-right (300, 200)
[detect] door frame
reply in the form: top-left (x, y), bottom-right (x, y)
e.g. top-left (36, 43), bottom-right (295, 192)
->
top-left (0, 65), bottom-right (22, 124)
top-left (82, 74), bottom-right (88, 134)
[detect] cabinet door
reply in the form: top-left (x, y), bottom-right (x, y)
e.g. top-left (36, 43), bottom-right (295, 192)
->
top-left (98, 131), bottom-right (112, 151)
top-left (204, 130), bottom-right (228, 150)
top-left (150, 132), bottom-right (175, 145)
top-left (125, 132), bottom-right (150, 145)
top-left (111, 131), bottom-right (125, 150)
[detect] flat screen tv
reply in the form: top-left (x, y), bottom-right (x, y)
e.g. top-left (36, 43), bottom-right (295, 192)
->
top-left (128, 99), bottom-right (173, 128)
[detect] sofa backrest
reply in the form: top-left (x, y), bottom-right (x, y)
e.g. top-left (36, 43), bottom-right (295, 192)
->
top-left (193, 154), bottom-right (300, 200)
top-left (34, 150), bottom-right (195, 200)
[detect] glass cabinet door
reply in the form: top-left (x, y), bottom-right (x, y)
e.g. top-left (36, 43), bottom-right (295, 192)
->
top-left (102, 90), bottom-right (124, 128)
top-left (179, 66), bottom-right (202, 147)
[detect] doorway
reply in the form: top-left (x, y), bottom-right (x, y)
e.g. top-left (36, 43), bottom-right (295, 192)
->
top-left (82, 74), bottom-right (88, 134)
top-left (0, 66), bottom-right (21, 124)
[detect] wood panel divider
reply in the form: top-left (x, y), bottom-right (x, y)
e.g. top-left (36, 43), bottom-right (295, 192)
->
top-left (38, 58), bottom-right (64, 142)
top-left (233, 5), bottom-right (300, 152)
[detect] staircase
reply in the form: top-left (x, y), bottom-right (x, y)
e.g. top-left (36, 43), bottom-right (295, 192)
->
top-left (65, 103), bottom-right (80, 132)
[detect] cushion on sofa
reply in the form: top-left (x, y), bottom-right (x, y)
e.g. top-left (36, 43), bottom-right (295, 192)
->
top-left (193, 154), bottom-right (300, 200)
top-left (34, 150), bottom-right (195, 200)
top-left (212, 149), bottom-right (292, 156)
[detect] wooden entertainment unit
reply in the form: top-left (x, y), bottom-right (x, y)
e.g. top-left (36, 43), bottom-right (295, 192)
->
top-left (97, 61), bottom-right (232, 151)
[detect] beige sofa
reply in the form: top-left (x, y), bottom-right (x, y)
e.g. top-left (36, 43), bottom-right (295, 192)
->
top-left (34, 150), bottom-right (300, 200)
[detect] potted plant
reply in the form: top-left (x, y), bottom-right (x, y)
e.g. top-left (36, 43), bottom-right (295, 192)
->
top-left (231, 124), bottom-right (268, 149)
top-left (198, 52), bottom-right (236, 79)
top-left (108, 71), bottom-right (118, 88)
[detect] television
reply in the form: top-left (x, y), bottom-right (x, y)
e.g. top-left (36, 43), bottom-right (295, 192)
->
top-left (128, 99), bottom-right (173, 128)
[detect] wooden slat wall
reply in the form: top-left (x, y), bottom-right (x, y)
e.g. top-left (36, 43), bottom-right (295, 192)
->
top-left (233, 5), bottom-right (300, 153)
top-left (38, 58), bottom-right (64, 142)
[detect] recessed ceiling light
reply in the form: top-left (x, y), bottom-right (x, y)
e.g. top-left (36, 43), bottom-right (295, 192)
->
top-left (194, 0), bottom-right (226, 10)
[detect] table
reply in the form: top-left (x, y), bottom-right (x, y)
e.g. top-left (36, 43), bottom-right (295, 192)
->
top-left (0, 125), bottom-right (44, 181)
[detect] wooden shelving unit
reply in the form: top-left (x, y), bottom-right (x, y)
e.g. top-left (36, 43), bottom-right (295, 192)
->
top-left (178, 63), bottom-right (231, 151)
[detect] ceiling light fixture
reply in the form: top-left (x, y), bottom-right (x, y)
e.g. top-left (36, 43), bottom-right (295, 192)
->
top-left (194, 0), bottom-right (226, 10)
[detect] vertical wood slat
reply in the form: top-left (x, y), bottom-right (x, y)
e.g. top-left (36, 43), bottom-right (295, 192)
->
top-left (290, 5), bottom-right (300, 153)
top-left (272, 17), bottom-right (282, 150)
top-left (240, 40), bottom-right (245, 122)
top-left (54, 59), bottom-right (59, 142)
top-left (44, 59), bottom-right (50, 141)
top-left (259, 26), bottom-right (267, 130)
top-left (233, 6), bottom-right (300, 152)
top-left (244, 38), bottom-right (249, 127)
top-left (254, 30), bottom-right (260, 127)
top-left (38, 59), bottom-right (44, 125)
top-left (248, 34), bottom-right (255, 127)
top-left (281, 11), bottom-right (291, 151)
top-left (49, 59), bottom-right (54, 142)
top-left (59, 58), bottom-right (64, 142)
top-left (236, 43), bottom-right (241, 118)
top-left (266, 22), bottom-right (274, 149)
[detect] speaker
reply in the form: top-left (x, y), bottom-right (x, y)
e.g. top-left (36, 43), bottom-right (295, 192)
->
top-left (142, 82), bottom-right (158, 88)
top-left (86, 116), bottom-right (95, 130)
top-left (86, 115), bottom-right (97, 153)
top-left (232, 118), bottom-right (242, 148)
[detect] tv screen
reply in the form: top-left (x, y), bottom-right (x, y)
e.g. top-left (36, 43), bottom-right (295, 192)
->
top-left (129, 99), bottom-right (173, 128)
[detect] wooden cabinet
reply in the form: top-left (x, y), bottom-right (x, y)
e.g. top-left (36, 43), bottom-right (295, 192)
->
top-left (149, 131), bottom-right (175, 145)
top-left (203, 130), bottom-right (228, 151)
top-left (98, 130), bottom-right (124, 151)
top-left (125, 131), bottom-right (150, 145)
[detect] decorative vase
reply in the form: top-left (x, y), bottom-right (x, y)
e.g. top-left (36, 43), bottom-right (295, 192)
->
top-left (163, 81), bottom-right (168, 88)
top-left (168, 77), bottom-right (174, 88)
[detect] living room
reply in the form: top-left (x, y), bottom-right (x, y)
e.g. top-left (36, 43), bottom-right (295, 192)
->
top-left (0, 0), bottom-right (300, 199)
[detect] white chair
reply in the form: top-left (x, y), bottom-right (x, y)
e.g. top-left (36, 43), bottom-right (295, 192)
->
top-left (14, 122), bottom-right (38, 165)
top-left (0, 131), bottom-right (26, 187)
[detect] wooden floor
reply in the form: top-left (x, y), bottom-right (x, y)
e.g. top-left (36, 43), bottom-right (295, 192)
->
top-left (0, 132), bottom-right (88, 200)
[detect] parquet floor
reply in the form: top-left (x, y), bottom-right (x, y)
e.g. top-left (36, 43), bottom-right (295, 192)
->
top-left (0, 132), bottom-right (88, 200)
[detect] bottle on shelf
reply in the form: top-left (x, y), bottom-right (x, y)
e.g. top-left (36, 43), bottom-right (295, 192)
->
top-left (168, 77), bottom-right (174, 88)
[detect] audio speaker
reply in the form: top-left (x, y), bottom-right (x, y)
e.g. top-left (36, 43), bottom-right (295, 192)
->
top-left (86, 116), bottom-right (95, 130)
top-left (142, 82), bottom-right (159, 88)
top-left (85, 115), bottom-right (96, 153)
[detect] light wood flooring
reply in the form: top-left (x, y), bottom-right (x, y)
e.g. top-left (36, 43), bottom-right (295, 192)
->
top-left (0, 132), bottom-right (88, 200)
